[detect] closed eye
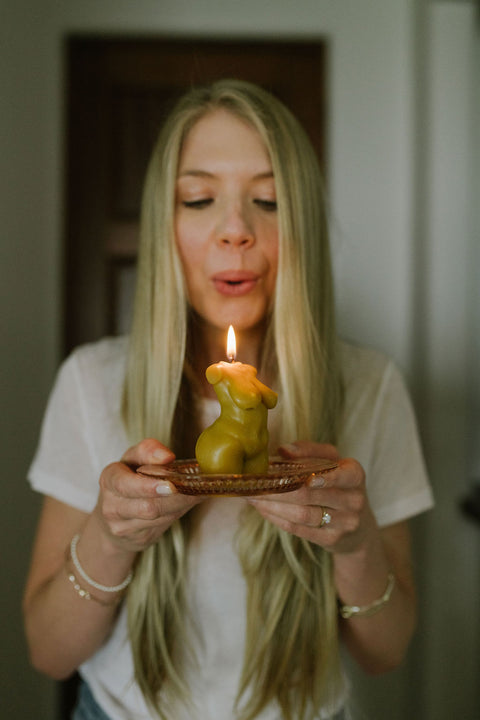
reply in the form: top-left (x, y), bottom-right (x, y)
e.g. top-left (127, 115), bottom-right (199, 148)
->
top-left (254, 199), bottom-right (277, 212)
top-left (182, 198), bottom-right (213, 209)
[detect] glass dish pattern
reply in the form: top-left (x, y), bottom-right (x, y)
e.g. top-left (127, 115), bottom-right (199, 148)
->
top-left (137, 457), bottom-right (338, 496)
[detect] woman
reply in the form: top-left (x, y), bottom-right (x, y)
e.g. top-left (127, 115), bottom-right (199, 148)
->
top-left (23, 79), bottom-right (434, 720)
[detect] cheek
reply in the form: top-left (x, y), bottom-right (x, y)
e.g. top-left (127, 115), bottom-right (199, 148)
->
top-left (259, 248), bottom-right (278, 310)
top-left (178, 249), bottom-right (201, 297)
top-left (175, 236), bottom-right (213, 311)
top-left (266, 232), bottom-right (279, 285)
top-left (174, 216), bottom-right (191, 257)
top-left (175, 222), bottom-right (203, 276)
top-left (267, 263), bottom-right (278, 300)
top-left (175, 209), bottom-right (213, 253)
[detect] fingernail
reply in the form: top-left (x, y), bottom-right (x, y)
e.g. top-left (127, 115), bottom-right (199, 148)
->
top-left (310, 475), bottom-right (325, 488)
top-left (156, 482), bottom-right (173, 495)
top-left (152, 448), bottom-right (173, 461)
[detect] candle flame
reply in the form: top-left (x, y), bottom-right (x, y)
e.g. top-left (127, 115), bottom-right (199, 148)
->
top-left (227, 325), bottom-right (236, 362)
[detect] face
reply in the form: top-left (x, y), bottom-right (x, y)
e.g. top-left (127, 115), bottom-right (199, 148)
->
top-left (174, 109), bottom-right (279, 336)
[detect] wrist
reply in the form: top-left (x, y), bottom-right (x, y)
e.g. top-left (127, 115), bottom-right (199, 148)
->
top-left (334, 514), bottom-right (385, 572)
top-left (70, 534), bottom-right (133, 593)
top-left (333, 524), bottom-right (392, 608)
top-left (75, 514), bottom-right (138, 587)
top-left (89, 505), bottom-right (139, 561)
top-left (338, 572), bottom-right (395, 619)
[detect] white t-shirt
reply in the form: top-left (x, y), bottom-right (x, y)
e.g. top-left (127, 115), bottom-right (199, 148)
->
top-left (28, 336), bottom-right (434, 720)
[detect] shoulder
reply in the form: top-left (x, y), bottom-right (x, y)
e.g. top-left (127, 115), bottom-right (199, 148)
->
top-left (339, 339), bottom-right (393, 382)
top-left (338, 339), bottom-right (415, 446)
top-left (338, 340), bottom-right (433, 525)
top-left (29, 336), bottom-right (130, 511)
top-left (64, 336), bottom-right (128, 383)
top-left (68, 335), bottom-right (128, 368)
top-left (55, 336), bottom-right (129, 410)
top-left (339, 339), bottom-right (402, 402)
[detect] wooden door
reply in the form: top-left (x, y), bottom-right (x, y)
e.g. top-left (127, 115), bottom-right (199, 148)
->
top-left (64, 36), bottom-right (327, 355)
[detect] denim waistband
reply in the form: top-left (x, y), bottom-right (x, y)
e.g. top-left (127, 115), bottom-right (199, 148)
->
top-left (72, 679), bottom-right (347, 720)
top-left (72, 681), bottom-right (111, 720)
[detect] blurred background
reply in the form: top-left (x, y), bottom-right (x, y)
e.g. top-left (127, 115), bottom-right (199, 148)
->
top-left (1, 1), bottom-right (479, 718)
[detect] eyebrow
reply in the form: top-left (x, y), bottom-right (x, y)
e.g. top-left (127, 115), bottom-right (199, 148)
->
top-left (177, 169), bottom-right (274, 180)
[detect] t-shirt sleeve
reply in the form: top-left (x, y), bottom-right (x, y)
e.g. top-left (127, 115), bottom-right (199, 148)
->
top-left (367, 360), bottom-right (434, 526)
top-left (28, 350), bottom-right (104, 513)
top-left (339, 347), bottom-right (434, 528)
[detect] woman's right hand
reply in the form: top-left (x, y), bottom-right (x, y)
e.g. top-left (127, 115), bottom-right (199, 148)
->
top-left (23, 438), bottom-right (201, 679)
top-left (94, 438), bottom-right (203, 553)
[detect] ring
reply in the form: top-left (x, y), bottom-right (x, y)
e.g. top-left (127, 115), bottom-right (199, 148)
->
top-left (319, 508), bottom-right (332, 528)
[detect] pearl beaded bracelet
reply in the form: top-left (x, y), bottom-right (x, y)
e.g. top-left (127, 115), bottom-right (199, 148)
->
top-left (70, 533), bottom-right (133, 594)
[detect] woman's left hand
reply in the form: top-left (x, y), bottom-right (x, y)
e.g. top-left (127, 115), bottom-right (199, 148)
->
top-left (247, 440), bottom-right (418, 673)
top-left (247, 441), bottom-right (376, 554)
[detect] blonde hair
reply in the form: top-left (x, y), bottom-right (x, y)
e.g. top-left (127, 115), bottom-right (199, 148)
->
top-left (123, 79), bottom-right (344, 719)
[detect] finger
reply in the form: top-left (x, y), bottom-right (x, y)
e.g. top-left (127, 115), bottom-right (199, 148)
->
top-left (308, 458), bottom-right (365, 490)
top-left (252, 476), bottom-right (365, 515)
top-left (100, 461), bottom-right (177, 500)
top-left (248, 483), bottom-right (310, 505)
top-left (248, 500), bottom-right (341, 546)
top-left (121, 438), bottom-right (175, 469)
top-left (297, 486), bottom-right (365, 516)
top-left (105, 492), bottom-right (199, 524)
top-left (278, 441), bottom-right (339, 461)
top-left (100, 498), bottom-right (199, 550)
top-left (248, 500), bottom-right (362, 549)
top-left (248, 497), bottom-right (324, 528)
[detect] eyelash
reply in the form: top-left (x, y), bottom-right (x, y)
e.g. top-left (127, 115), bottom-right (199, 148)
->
top-left (182, 198), bottom-right (277, 211)
top-left (182, 199), bottom-right (213, 209)
top-left (254, 199), bottom-right (277, 212)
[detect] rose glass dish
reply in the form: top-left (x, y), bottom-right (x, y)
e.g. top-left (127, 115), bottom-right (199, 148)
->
top-left (137, 457), bottom-right (338, 496)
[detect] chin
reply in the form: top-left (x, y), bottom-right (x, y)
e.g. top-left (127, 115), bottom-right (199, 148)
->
top-left (195, 298), bottom-right (270, 334)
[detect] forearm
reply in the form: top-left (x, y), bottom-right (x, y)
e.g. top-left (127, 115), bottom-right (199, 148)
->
top-left (334, 521), bottom-right (416, 673)
top-left (24, 514), bottom-right (137, 679)
top-left (24, 441), bottom-right (193, 679)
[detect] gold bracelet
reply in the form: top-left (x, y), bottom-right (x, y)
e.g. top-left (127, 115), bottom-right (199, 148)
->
top-left (338, 572), bottom-right (396, 619)
top-left (65, 565), bottom-right (122, 607)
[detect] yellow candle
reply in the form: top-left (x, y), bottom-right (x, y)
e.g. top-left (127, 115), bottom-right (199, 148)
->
top-left (195, 326), bottom-right (278, 474)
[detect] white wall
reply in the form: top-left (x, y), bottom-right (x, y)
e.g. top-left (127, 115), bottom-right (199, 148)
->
top-left (1, 2), bottom-right (62, 717)
top-left (1, 1), bottom-right (478, 718)
top-left (415, 5), bottom-right (480, 718)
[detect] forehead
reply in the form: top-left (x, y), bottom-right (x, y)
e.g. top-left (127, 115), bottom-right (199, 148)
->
top-left (178, 109), bottom-right (272, 171)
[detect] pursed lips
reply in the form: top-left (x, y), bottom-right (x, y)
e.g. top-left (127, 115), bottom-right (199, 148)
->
top-left (212, 270), bottom-right (259, 296)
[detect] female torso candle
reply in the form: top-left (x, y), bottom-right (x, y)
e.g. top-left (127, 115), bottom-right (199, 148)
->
top-left (195, 327), bottom-right (278, 474)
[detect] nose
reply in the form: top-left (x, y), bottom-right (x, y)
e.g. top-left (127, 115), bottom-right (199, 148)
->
top-left (216, 202), bottom-right (255, 249)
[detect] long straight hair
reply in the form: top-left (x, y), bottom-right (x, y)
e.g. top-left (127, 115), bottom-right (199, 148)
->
top-left (123, 79), bottom-right (344, 719)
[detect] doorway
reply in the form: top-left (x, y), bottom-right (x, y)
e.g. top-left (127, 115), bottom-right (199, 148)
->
top-left (64, 36), bottom-right (328, 354)
top-left (60, 34), bottom-right (327, 718)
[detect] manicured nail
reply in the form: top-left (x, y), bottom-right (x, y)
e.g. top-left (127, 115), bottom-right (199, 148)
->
top-left (156, 482), bottom-right (173, 495)
top-left (310, 475), bottom-right (325, 488)
top-left (153, 448), bottom-right (173, 461)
